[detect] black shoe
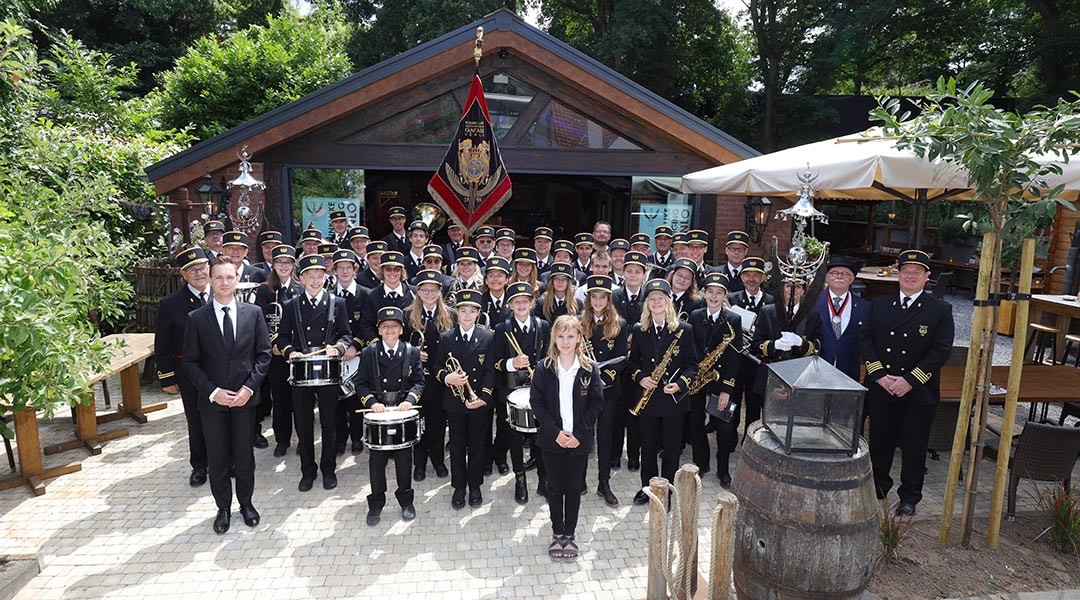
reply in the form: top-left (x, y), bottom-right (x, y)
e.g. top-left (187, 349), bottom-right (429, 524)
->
top-left (896, 502), bottom-right (917, 517)
top-left (323, 474), bottom-right (338, 490)
top-left (189, 469), bottom-right (207, 487)
top-left (705, 421), bottom-right (717, 434)
top-left (610, 460), bottom-right (621, 471)
top-left (627, 461), bottom-right (640, 472)
top-left (240, 505), bottom-right (260, 527)
top-left (633, 490), bottom-right (649, 505)
top-left (469, 489), bottom-right (483, 507)
top-left (273, 444), bottom-right (289, 458)
top-left (497, 462), bottom-right (510, 475)
top-left (366, 509), bottom-right (381, 526)
top-left (514, 473), bottom-right (529, 505)
top-left (598, 481), bottom-right (619, 507)
top-left (213, 509), bottom-right (230, 534)
top-left (484, 463), bottom-right (493, 476)
top-left (452, 488), bottom-right (467, 510)
top-left (434, 464), bottom-right (449, 478)
top-left (536, 478), bottom-right (547, 498)
top-left (298, 477), bottom-right (315, 492)
top-left (414, 466), bottom-right (426, 482)
top-left (228, 467), bottom-right (236, 479)
top-left (253, 432), bottom-right (269, 449)
top-left (402, 505), bottom-right (416, 521)
top-left (523, 457), bottom-right (538, 471)
top-left (335, 440), bottom-right (347, 455)
top-left (719, 473), bottom-right (732, 489)
top-left (352, 441), bottom-right (364, 453)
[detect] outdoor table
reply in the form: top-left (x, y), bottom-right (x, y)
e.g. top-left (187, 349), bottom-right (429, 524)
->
top-left (43, 333), bottom-right (160, 456)
top-left (855, 266), bottom-right (899, 299)
top-left (940, 364), bottom-right (1080, 421)
top-left (1028, 295), bottom-right (1080, 362)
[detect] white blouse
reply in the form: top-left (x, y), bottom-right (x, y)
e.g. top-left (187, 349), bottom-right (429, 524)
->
top-left (556, 357), bottom-right (580, 432)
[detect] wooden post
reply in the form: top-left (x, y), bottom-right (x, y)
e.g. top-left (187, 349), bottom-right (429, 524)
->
top-left (940, 231), bottom-right (997, 547)
top-left (987, 238), bottom-right (1035, 548)
top-left (647, 477), bottom-right (670, 600)
top-left (708, 491), bottom-right (738, 600)
top-left (676, 465), bottom-right (699, 600)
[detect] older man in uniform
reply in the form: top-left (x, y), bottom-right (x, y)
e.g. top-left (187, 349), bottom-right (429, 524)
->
top-left (859, 250), bottom-right (953, 517)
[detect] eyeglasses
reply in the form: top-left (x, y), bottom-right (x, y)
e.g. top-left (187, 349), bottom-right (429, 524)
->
top-left (827, 270), bottom-right (853, 278)
top-left (273, 260), bottom-right (294, 267)
top-left (186, 264), bottom-right (209, 273)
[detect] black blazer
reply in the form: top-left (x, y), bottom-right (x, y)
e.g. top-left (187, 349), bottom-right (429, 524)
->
top-left (331, 284), bottom-right (369, 352)
top-left (729, 289), bottom-right (773, 313)
top-left (354, 342), bottom-right (426, 408)
top-left (628, 321), bottom-right (699, 417)
top-left (182, 301), bottom-right (271, 412)
top-left (359, 284), bottom-right (415, 345)
top-left (751, 303), bottom-right (824, 395)
top-left (672, 292), bottom-right (704, 321)
top-left (357, 267), bottom-right (381, 290)
top-left (275, 292), bottom-right (353, 358)
top-left (493, 316), bottom-right (551, 392)
top-left (530, 359), bottom-right (604, 455)
top-left (383, 232), bottom-right (409, 254)
top-left (480, 291), bottom-right (510, 329)
top-left (404, 307), bottom-right (455, 378)
top-left (588, 318), bottom-right (629, 390)
top-left (432, 327), bottom-right (496, 414)
top-left (688, 307), bottom-right (743, 395)
top-left (859, 291), bottom-right (954, 405)
top-left (253, 279), bottom-right (304, 346)
top-left (236, 263), bottom-right (267, 284)
top-left (612, 286), bottom-right (645, 325)
top-left (154, 285), bottom-right (206, 388)
top-left (720, 263), bottom-right (745, 294)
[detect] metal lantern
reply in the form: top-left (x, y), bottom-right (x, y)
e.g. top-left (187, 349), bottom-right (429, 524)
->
top-left (763, 356), bottom-right (867, 455)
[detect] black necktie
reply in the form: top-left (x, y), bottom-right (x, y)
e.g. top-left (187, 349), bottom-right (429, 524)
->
top-left (308, 296), bottom-right (318, 308)
top-left (340, 289), bottom-right (351, 299)
top-left (199, 292), bottom-right (207, 306)
top-left (386, 348), bottom-right (395, 360)
top-left (493, 300), bottom-right (501, 312)
top-left (655, 325), bottom-right (663, 337)
top-left (222, 306), bottom-right (234, 349)
top-left (901, 296), bottom-right (911, 309)
top-left (462, 333), bottom-right (470, 344)
top-left (629, 293), bottom-right (637, 304)
top-left (388, 291), bottom-right (398, 301)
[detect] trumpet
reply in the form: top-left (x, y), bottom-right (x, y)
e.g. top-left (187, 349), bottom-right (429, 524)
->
top-left (582, 337), bottom-right (597, 364)
top-left (445, 352), bottom-right (478, 404)
top-left (504, 332), bottom-right (533, 377)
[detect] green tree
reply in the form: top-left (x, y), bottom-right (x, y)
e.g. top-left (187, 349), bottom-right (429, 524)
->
top-left (156, 5), bottom-right (353, 141)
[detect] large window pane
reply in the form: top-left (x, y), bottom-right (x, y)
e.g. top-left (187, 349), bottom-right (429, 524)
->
top-left (354, 95), bottom-right (460, 144)
top-left (518, 99), bottom-right (642, 150)
top-left (290, 168), bottom-right (365, 236)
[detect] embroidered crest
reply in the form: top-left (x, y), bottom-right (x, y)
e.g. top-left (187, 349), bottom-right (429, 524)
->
top-left (478, 353), bottom-right (485, 364)
top-left (581, 375), bottom-right (592, 389)
top-left (606, 339), bottom-right (615, 350)
top-left (919, 324), bottom-right (928, 336)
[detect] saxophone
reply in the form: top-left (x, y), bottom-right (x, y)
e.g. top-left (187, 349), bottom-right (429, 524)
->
top-left (687, 320), bottom-right (735, 395)
top-left (629, 328), bottom-right (684, 416)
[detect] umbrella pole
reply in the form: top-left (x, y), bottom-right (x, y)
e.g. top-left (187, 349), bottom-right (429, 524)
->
top-left (939, 232), bottom-right (996, 547)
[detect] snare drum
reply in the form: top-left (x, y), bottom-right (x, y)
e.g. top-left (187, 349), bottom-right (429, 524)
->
top-left (506, 387), bottom-right (537, 433)
top-left (339, 356), bottom-right (361, 398)
top-left (362, 409), bottom-right (423, 450)
top-left (288, 354), bottom-right (343, 387)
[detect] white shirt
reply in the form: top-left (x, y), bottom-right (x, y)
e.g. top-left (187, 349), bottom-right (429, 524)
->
top-left (745, 290), bottom-right (763, 307)
top-left (306, 290), bottom-right (325, 306)
top-left (383, 283), bottom-right (404, 297)
top-left (336, 280), bottom-right (357, 296)
top-left (707, 308), bottom-right (723, 322)
top-left (828, 292), bottom-right (851, 333)
top-left (899, 290), bottom-right (923, 306)
top-left (409, 251), bottom-right (424, 265)
top-left (209, 297), bottom-right (251, 403)
top-left (459, 325), bottom-right (476, 341)
top-left (188, 283), bottom-right (208, 303)
top-left (382, 341), bottom-right (400, 357)
top-left (556, 357), bottom-right (580, 432)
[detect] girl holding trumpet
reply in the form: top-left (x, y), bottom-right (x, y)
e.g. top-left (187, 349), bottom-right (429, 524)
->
top-left (432, 289), bottom-right (495, 510)
top-left (493, 281), bottom-right (550, 504)
top-left (406, 269), bottom-right (456, 481)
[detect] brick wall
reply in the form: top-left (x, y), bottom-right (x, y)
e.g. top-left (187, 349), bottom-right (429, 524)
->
top-left (166, 163), bottom-right (268, 259)
top-left (1047, 199), bottom-right (1080, 293)
top-left (711, 195), bottom-right (793, 265)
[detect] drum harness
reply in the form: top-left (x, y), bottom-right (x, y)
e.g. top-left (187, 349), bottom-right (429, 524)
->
top-left (371, 339), bottom-right (414, 407)
top-left (292, 294), bottom-right (339, 354)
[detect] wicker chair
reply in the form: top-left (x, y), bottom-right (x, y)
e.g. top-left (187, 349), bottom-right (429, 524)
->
top-left (926, 398), bottom-right (961, 462)
top-left (1006, 421), bottom-right (1080, 520)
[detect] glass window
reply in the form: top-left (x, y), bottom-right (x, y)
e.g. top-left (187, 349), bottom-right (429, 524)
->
top-left (518, 99), bottom-right (642, 150)
top-left (482, 72), bottom-right (537, 140)
top-left (353, 95), bottom-right (461, 144)
top-left (290, 168), bottom-right (365, 236)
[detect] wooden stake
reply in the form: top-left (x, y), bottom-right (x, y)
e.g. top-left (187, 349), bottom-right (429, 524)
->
top-left (708, 491), bottom-right (738, 600)
top-left (940, 231), bottom-right (997, 547)
top-left (676, 465), bottom-right (699, 600)
top-left (647, 477), bottom-right (670, 600)
top-left (987, 238), bottom-right (1035, 548)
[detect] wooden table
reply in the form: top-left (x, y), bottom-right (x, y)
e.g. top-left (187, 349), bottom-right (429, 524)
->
top-left (855, 267), bottom-right (899, 299)
top-left (1028, 295), bottom-right (1080, 361)
top-left (940, 364), bottom-right (1080, 403)
top-left (43, 333), bottom-right (161, 457)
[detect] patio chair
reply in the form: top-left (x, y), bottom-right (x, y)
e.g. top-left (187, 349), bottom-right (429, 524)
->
top-left (929, 271), bottom-right (954, 297)
top-left (926, 398), bottom-right (961, 462)
top-left (1005, 421), bottom-right (1080, 520)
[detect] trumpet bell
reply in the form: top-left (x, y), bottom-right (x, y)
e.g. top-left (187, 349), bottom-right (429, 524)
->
top-left (413, 202), bottom-right (447, 233)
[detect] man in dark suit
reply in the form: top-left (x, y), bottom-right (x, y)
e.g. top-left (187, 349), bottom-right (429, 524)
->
top-left (202, 220), bottom-right (226, 261)
top-left (720, 231), bottom-right (750, 294)
top-left (359, 251), bottom-right (415, 346)
top-left (328, 210), bottom-right (351, 248)
top-left (442, 222), bottom-right (466, 274)
top-left (156, 247), bottom-right (213, 487)
top-left (686, 230), bottom-right (719, 289)
top-left (356, 240), bottom-right (384, 290)
top-left (650, 226), bottom-right (674, 273)
top-left (404, 220), bottom-right (430, 279)
top-left (333, 249), bottom-right (371, 454)
top-left (183, 258), bottom-right (272, 534)
top-left (816, 257), bottom-right (869, 380)
top-left (276, 255), bottom-right (354, 492)
top-left (860, 250), bottom-right (954, 517)
top-left (533, 226), bottom-right (554, 275)
top-left (383, 206), bottom-right (410, 254)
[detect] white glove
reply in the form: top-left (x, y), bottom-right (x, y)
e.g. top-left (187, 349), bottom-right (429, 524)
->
top-left (774, 337), bottom-right (794, 352)
top-left (776, 331), bottom-right (802, 351)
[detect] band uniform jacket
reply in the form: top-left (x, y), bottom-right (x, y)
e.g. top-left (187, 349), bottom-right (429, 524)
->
top-left (404, 252), bottom-right (427, 280)
top-left (442, 242), bottom-right (463, 273)
top-left (356, 266), bottom-right (381, 290)
top-left (155, 285), bottom-right (207, 388)
top-left (588, 318), bottom-right (630, 391)
top-left (651, 252), bottom-right (674, 274)
top-left (529, 359), bottom-right (604, 455)
top-left (236, 263), bottom-right (267, 284)
top-left (432, 327), bottom-right (496, 414)
top-left (532, 295), bottom-right (572, 322)
top-left (721, 263), bottom-right (745, 294)
top-left (330, 231), bottom-right (350, 249)
top-left (493, 316), bottom-right (551, 392)
top-left (751, 303), bottom-right (824, 394)
top-left (728, 289), bottom-right (774, 314)
top-left (672, 292), bottom-right (704, 321)
top-left (612, 287), bottom-right (645, 326)
top-left (816, 291), bottom-right (870, 381)
top-left (628, 321), bottom-right (700, 417)
top-left (275, 292), bottom-right (353, 359)
top-left (728, 289), bottom-right (774, 395)
top-left (694, 263), bottom-right (720, 290)
top-left (253, 279), bottom-right (304, 347)
top-left (332, 284), bottom-right (370, 353)
top-left (404, 307), bottom-right (454, 380)
top-left (688, 307), bottom-right (742, 395)
top-left (182, 301), bottom-right (272, 412)
top-left (354, 342), bottom-right (425, 408)
top-left (479, 291), bottom-right (510, 330)
top-left (859, 292), bottom-right (954, 406)
top-left (359, 284), bottom-right (415, 346)
top-left (383, 232), bottom-right (409, 255)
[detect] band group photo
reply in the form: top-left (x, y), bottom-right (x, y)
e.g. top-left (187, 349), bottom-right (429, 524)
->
top-left (158, 204), bottom-right (953, 563)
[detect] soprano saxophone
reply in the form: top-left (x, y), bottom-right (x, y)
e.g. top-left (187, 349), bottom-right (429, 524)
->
top-left (629, 329), bottom-right (683, 416)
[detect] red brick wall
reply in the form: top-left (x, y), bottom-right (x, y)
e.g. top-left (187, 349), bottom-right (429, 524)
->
top-left (167, 163), bottom-right (268, 259)
top-left (711, 195), bottom-right (793, 265)
top-left (1047, 199), bottom-right (1080, 293)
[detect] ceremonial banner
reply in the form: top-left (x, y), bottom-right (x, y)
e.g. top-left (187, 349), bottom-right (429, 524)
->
top-left (427, 73), bottom-right (512, 234)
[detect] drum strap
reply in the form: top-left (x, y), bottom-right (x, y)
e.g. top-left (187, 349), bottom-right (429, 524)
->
top-left (503, 315), bottom-right (542, 359)
top-left (373, 341), bottom-right (413, 396)
top-left (291, 294), bottom-right (339, 352)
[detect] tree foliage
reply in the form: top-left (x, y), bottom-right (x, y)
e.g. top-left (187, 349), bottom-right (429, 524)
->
top-left (0, 19), bottom-right (187, 434)
top-left (156, 5), bottom-right (352, 141)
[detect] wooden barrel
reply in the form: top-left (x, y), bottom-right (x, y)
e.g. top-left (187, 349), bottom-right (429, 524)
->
top-left (732, 422), bottom-right (880, 600)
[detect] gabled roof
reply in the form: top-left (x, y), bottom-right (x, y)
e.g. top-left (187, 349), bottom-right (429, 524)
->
top-left (146, 8), bottom-right (758, 195)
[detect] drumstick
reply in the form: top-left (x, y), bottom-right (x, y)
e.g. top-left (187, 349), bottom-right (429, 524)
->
top-left (354, 405), bottom-right (413, 413)
top-left (293, 346), bottom-right (333, 359)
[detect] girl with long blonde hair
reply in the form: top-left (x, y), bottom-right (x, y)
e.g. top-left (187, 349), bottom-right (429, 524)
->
top-left (406, 271), bottom-right (456, 478)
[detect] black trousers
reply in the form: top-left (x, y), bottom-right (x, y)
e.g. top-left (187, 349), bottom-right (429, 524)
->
top-left (336, 393), bottom-right (364, 447)
top-left (639, 413), bottom-right (685, 487)
top-left (255, 375), bottom-right (272, 423)
top-left (592, 395), bottom-right (619, 483)
top-left (368, 447), bottom-right (413, 510)
top-left (292, 385), bottom-right (339, 480)
top-left (266, 356), bottom-right (294, 447)
top-left (733, 358), bottom-right (762, 443)
top-left (176, 369), bottom-right (208, 472)
top-left (414, 374), bottom-right (447, 470)
top-left (714, 397), bottom-right (742, 478)
top-left (200, 404), bottom-right (256, 511)
top-left (543, 450), bottom-right (588, 538)
top-left (868, 394), bottom-right (936, 506)
top-left (609, 387), bottom-right (630, 466)
top-left (447, 409), bottom-right (491, 493)
top-left (684, 393), bottom-right (711, 473)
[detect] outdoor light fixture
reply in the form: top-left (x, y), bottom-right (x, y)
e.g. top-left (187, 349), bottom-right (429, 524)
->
top-left (887, 201), bottom-right (897, 222)
top-left (195, 169), bottom-right (223, 216)
top-left (745, 196), bottom-right (773, 244)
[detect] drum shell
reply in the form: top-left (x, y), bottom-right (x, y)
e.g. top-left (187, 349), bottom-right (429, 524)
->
top-left (362, 410), bottom-right (423, 451)
top-left (289, 355), bottom-right (343, 387)
top-left (732, 422), bottom-right (880, 600)
top-left (506, 386), bottom-right (537, 433)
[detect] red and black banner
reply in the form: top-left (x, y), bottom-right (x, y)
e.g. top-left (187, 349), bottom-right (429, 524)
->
top-left (427, 73), bottom-right (512, 235)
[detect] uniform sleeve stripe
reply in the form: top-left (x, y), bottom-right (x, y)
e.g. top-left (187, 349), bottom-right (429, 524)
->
top-left (156, 371), bottom-right (174, 380)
